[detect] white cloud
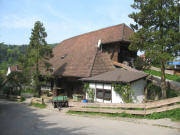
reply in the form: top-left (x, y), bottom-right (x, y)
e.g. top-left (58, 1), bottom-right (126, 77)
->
top-left (0, 14), bottom-right (42, 29)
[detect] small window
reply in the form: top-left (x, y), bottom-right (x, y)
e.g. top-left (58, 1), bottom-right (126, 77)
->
top-left (96, 89), bottom-right (104, 99)
top-left (61, 54), bottom-right (67, 59)
top-left (96, 89), bottom-right (111, 101)
top-left (104, 91), bottom-right (111, 100)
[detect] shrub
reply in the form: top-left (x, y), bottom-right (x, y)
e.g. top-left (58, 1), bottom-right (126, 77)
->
top-left (167, 89), bottom-right (180, 98)
top-left (147, 82), bottom-right (180, 100)
top-left (20, 96), bottom-right (26, 102)
top-left (113, 83), bottom-right (133, 103)
top-left (147, 83), bottom-right (161, 100)
top-left (83, 83), bottom-right (94, 101)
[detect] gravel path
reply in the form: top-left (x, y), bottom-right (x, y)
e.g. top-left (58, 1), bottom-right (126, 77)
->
top-left (0, 99), bottom-right (180, 135)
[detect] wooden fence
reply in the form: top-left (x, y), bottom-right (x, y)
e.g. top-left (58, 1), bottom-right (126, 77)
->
top-left (69, 96), bottom-right (180, 115)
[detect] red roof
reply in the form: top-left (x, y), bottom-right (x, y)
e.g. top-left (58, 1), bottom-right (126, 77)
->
top-left (50, 23), bottom-right (134, 78)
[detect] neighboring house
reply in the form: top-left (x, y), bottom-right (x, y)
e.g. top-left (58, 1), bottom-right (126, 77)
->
top-left (48, 23), bottom-right (137, 97)
top-left (167, 60), bottom-right (180, 75)
top-left (139, 54), bottom-right (145, 61)
top-left (6, 65), bottom-right (22, 76)
top-left (81, 68), bottom-right (147, 103)
top-left (4, 65), bottom-right (22, 95)
top-left (168, 57), bottom-right (180, 70)
top-left (41, 82), bottom-right (51, 91)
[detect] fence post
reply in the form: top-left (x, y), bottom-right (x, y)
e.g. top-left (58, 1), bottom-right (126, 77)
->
top-left (144, 103), bottom-right (146, 116)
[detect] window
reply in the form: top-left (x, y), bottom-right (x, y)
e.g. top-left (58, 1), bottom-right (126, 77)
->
top-left (104, 91), bottom-right (111, 100)
top-left (96, 89), bottom-right (104, 99)
top-left (96, 89), bottom-right (111, 101)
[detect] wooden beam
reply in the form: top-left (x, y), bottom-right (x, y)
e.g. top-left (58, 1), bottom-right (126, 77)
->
top-left (112, 61), bottom-right (137, 71)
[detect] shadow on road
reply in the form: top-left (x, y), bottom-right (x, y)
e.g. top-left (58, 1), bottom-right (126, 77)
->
top-left (0, 100), bottom-right (88, 135)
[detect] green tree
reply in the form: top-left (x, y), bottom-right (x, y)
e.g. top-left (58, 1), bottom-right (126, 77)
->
top-left (28, 21), bottom-right (53, 97)
top-left (0, 72), bottom-right (5, 89)
top-left (129, 0), bottom-right (180, 99)
top-left (18, 54), bottom-right (32, 86)
top-left (134, 56), bottom-right (149, 70)
top-left (3, 71), bottom-right (25, 96)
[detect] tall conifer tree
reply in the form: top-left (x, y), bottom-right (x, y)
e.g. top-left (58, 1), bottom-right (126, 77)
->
top-left (129, 0), bottom-right (180, 98)
top-left (29, 21), bottom-right (52, 97)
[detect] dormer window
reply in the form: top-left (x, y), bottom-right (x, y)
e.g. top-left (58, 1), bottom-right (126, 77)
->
top-left (49, 67), bottom-right (55, 73)
top-left (61, 54), bottom-right (67, 59)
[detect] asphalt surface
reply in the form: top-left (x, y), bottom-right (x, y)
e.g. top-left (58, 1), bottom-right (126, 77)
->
top-left (0, 100), bottom-right (180, 135)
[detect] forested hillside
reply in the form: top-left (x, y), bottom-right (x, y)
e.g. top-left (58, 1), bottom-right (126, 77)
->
top-left (0, 43), bottom-right (58, 74)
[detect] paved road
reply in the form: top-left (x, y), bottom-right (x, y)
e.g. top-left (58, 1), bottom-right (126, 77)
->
top-left (0, 100), bottom-right (180, 135)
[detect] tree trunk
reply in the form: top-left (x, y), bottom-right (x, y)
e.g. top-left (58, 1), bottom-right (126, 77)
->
top-left (160, 61), bottom-right (167, 99)
top-left (144, 85), bottom-right (148, 102)
top-left (35, 45), bottom-right (41, 98)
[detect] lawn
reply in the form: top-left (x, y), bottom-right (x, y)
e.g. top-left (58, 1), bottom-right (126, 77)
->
top-left (144, 69), bottom-right (180, 82)
top-left (30, 102), bottom-right (46, 109)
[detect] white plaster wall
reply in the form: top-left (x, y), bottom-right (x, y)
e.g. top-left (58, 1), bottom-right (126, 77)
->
top-left (104, 84), bottom-right (111, 90)
top-left (96, 83), bottom-right (103, 89)
top-left (112, 87), bottom-right (124, 103)
top-left (89, 83), bottom-right (96, 88)
top-left (130, 79), bottom-right (147, 103)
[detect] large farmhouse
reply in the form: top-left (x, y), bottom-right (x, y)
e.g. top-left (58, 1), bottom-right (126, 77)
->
top-left (48, 23), bottom-right (146, 102)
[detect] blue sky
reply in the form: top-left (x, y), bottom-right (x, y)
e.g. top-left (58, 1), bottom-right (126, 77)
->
top-left (0, 0), bottom-right (135, 45)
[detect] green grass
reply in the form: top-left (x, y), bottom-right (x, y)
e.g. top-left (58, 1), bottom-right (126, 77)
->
top-left (144, 69), bottom-right (180, 82)
top-left (30, 102), bottom-right (46, 109)
top-left (68, 108), bottom-right (180, 121)
top-left (20, 96), bottom-right (26, 102)
top-left (145, 109), bottom-right (180, 121)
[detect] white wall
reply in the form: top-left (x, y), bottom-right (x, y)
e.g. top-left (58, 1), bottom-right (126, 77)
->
top-left (112, 87), bottom-right (124, 103)
top-left (87, 79), bottom-right (146, 104)
top-left (130, 79), bottom-right (147, 103)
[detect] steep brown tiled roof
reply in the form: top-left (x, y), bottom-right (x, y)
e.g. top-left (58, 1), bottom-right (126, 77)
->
top-left (50, 23), bottom-right (133, 78)
top-left (90, 51), bottom-right (114, 77)
top-left (81, 68), bottom-right (148, 83)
